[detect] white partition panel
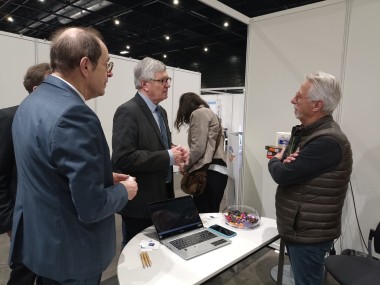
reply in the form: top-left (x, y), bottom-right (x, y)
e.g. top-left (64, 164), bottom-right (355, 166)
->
top-left (338, 0), bottom-right (380, 256)
top-left (36, 39), bottom-right (51, 63)
top-left (171, 68), bottom-right (202, 149)
top-left (0, 32), bottom-right (36, 108)
top-left (243, 0), bottom-right (380, 256)
top-left (243, 0), bottom-right (347, 218)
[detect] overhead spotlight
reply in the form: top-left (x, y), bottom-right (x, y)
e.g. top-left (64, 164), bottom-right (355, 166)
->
top-left (164, 35), bottom-right (170, 40)
top-left (114, 19), bottom-right (120, 25)
top-left (7, 16), bottom-right (14, 22)
top-left (224, 21), bottom-right (229, 27)
top-left (126, 45), bottom-right (130, 49)
top-left (120, 51), bottom-right (129, 55)
top-left (173, 0), bottom-right (179, 4)
top-left (38, 0), bottom-right (45, 2)
top-left (163, 54), bottom-right (167, 58)
top-left (204, 47), bottom-right (208, 52)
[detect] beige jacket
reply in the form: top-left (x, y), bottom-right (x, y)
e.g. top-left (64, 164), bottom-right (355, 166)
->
top-left (185, 107), bottom-right (226, 173)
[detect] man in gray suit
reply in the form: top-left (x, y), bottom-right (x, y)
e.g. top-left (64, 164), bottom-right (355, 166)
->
top-left (10, 27), bottom-right (138, 284)
top-left (112, 57), bottom-right (189, 246)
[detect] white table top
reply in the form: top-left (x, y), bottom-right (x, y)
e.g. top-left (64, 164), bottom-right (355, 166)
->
top-left (117, 213), bottom-right (279, 285)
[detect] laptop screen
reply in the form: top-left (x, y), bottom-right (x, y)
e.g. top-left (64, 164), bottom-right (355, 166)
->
top-left (148, 196), bottom-right (204, 240)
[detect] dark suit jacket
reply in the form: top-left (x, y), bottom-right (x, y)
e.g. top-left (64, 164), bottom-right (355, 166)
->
top-left (10, 75), bottom-right (129, 280)
top-left (0, 105), bottom-right (18, 234)
top-left (112, 93), bottom-right (174, 219)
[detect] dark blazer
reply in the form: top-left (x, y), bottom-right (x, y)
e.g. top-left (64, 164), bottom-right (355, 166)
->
top-left (0, 105), bottom-right (18, 234)
top-left (112, 93), bottom-right (174, 219)
top-left (10, 75), bottom-right (129, 280)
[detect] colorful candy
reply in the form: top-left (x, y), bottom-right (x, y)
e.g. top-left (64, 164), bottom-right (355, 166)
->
top-left (223, 209), bottom-right (259, 229)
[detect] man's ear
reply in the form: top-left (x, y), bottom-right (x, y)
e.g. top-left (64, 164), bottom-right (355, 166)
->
top-left (141, 80), bottom-right (149, 92)
top-left (79, 57), bottom-right (91, 76)
top-left (313, 100), bottom-right (324, 112)
top-left (32, 85), bottom-right (38, 91)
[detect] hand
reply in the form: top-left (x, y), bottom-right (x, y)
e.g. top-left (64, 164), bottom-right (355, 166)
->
top-left (113, 172), bottom-right (128, 184)
top-left (274, 147), bottom-right (285, 160)
top-left (120, 176), bottom-right (138, 200)
top-left (171, 145), bottom-right (189, 166)
top-left (283, 150), bottom-right (299, 164)
top-left (178, 146), bottom-right (190, 165)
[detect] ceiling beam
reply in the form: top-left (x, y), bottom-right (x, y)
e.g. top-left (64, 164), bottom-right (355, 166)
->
top-left (198, 0), bottom-right (250, 25)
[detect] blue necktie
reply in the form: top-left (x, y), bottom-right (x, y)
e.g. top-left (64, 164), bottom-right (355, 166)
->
top-left (156, 106), bottom-right (172, 183)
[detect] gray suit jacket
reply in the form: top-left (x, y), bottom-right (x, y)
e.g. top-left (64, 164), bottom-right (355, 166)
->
top-left (112, 93), bottom-right (174, 219)
top-left (10, 75), bottom-right (129, 280)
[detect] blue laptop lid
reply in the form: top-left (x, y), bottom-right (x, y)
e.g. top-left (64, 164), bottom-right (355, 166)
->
top-left (148, 195), bottom-right (204, 240)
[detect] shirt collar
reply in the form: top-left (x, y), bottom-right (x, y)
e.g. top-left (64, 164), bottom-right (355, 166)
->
top-left (138, 91), bottom-right (157, 112)
top-left (52, 74), bottom-right (85, 102)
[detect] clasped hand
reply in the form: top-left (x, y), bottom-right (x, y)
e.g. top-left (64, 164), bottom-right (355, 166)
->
top-left (172, 145), bottom-right (189, 167)
top-left (113, 173), bottom-right (138, 200)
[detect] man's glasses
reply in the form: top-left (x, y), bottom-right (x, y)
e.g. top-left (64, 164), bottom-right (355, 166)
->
top-left (107, 62), bottom-right (114, 73)
top-left (150, 77), bottom-right (172, 85)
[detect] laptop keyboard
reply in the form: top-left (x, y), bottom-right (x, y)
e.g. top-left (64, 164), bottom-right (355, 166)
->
top-left (169, 230), bottom-right (218, 250)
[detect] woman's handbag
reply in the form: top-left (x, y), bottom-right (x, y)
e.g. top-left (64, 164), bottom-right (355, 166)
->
top-left (181, 165), bottom-right (209, 196)
top-left (181, 120), bottom-right (222, 196)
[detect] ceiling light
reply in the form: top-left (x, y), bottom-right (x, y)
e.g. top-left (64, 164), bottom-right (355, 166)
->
top-left (165, 35), bottom-right (170, 40)
top-left (38, 0), bottom-right (45, 2)
top-left (114, 19), bottom-right (120, 25)
top-left (224, 22), bottom-right (229, 27)
top-left (204, 47), bottom-right (208, 52)
top-left (7, 16), bottom-right (13, 22)
top-left (120, 51), bottom-right (129, 55)
top-left (163, 54), bottom-right (167, 58)
top-left (173, 0), bottom-right (179, 4)
top-left (126, 45), bottom-right (130, 49)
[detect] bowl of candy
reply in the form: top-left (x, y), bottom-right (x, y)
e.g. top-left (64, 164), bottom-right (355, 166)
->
top-left (222, 205), bottom-right (260, 229)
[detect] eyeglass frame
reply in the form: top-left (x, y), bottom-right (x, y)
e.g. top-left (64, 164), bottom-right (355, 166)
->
top-left (107, 62), bottom-right (114, 73)
top-left (149, 77), bottom-right (172, 85)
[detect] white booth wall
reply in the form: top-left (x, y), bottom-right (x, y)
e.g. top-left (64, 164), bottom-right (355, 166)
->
top-left (0, 31), bottom-right (201, 151)
top-left (200, 93), bottom-right (245, 133)
top-left (243, 0), bottom-right (380, 255)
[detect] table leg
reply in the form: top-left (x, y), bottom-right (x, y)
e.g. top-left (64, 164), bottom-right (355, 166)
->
top-left (277, 238), bottom-right (285, 285)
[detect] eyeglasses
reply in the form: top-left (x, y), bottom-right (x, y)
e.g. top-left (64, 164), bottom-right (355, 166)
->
top-left (150, 77), bottom-right (172, 85)
top-left (107, 62), bottom-right (114, 73)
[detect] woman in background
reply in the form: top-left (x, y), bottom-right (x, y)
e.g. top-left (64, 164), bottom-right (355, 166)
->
top-left (175, 92), bottom-right (228, 213)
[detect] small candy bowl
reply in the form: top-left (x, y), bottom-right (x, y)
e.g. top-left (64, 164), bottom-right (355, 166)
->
top-left (222, 205), bottom-right (260, 229)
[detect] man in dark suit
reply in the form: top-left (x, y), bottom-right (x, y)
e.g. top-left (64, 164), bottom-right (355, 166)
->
top-left (0, 62), bottom-right (51, 285)
top-left (10, 27), bottom-right (138, 285)
top-left (112, 57), bottom-right (189, 245)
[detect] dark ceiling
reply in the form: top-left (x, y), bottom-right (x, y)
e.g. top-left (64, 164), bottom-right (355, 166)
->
top-left (0, 0), bottom-right (323, 88)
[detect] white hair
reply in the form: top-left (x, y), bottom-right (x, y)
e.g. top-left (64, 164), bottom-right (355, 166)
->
top-left (306, 71), bottom-right (342, 115)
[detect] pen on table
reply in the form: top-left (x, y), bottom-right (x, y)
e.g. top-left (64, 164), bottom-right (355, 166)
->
top-left (145, 251), bottom-right (152, 267)
top-left (140, 252), bottom-right (146, 269)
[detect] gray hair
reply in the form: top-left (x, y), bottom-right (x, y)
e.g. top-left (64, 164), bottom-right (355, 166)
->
top-left (134, 57), bottom-right (166, 89)
top-left (306, 71), bottom-right (342, 115)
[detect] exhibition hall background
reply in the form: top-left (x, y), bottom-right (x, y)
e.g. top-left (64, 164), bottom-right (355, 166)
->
top-left (0, 0), bottom-right (379, 258)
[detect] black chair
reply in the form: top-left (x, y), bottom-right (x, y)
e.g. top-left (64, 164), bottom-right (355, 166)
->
top-left (324, 222), bottom-right (380, 285)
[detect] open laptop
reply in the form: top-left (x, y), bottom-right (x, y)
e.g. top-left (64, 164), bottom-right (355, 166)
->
top-left (147, 195), bottom-right (232, 260)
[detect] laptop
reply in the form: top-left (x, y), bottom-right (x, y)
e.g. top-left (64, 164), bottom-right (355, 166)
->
top-left (147, 195), bottom-right (232, 260)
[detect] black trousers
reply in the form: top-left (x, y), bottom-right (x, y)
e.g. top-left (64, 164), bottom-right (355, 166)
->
top-left (193, 170), bottom-right (228, 213)
top-left (7, 262), bottom-right (36, 285)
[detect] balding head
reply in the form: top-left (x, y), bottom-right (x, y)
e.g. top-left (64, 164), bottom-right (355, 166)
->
top-left (50, 27), bottom-right (103, 74)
